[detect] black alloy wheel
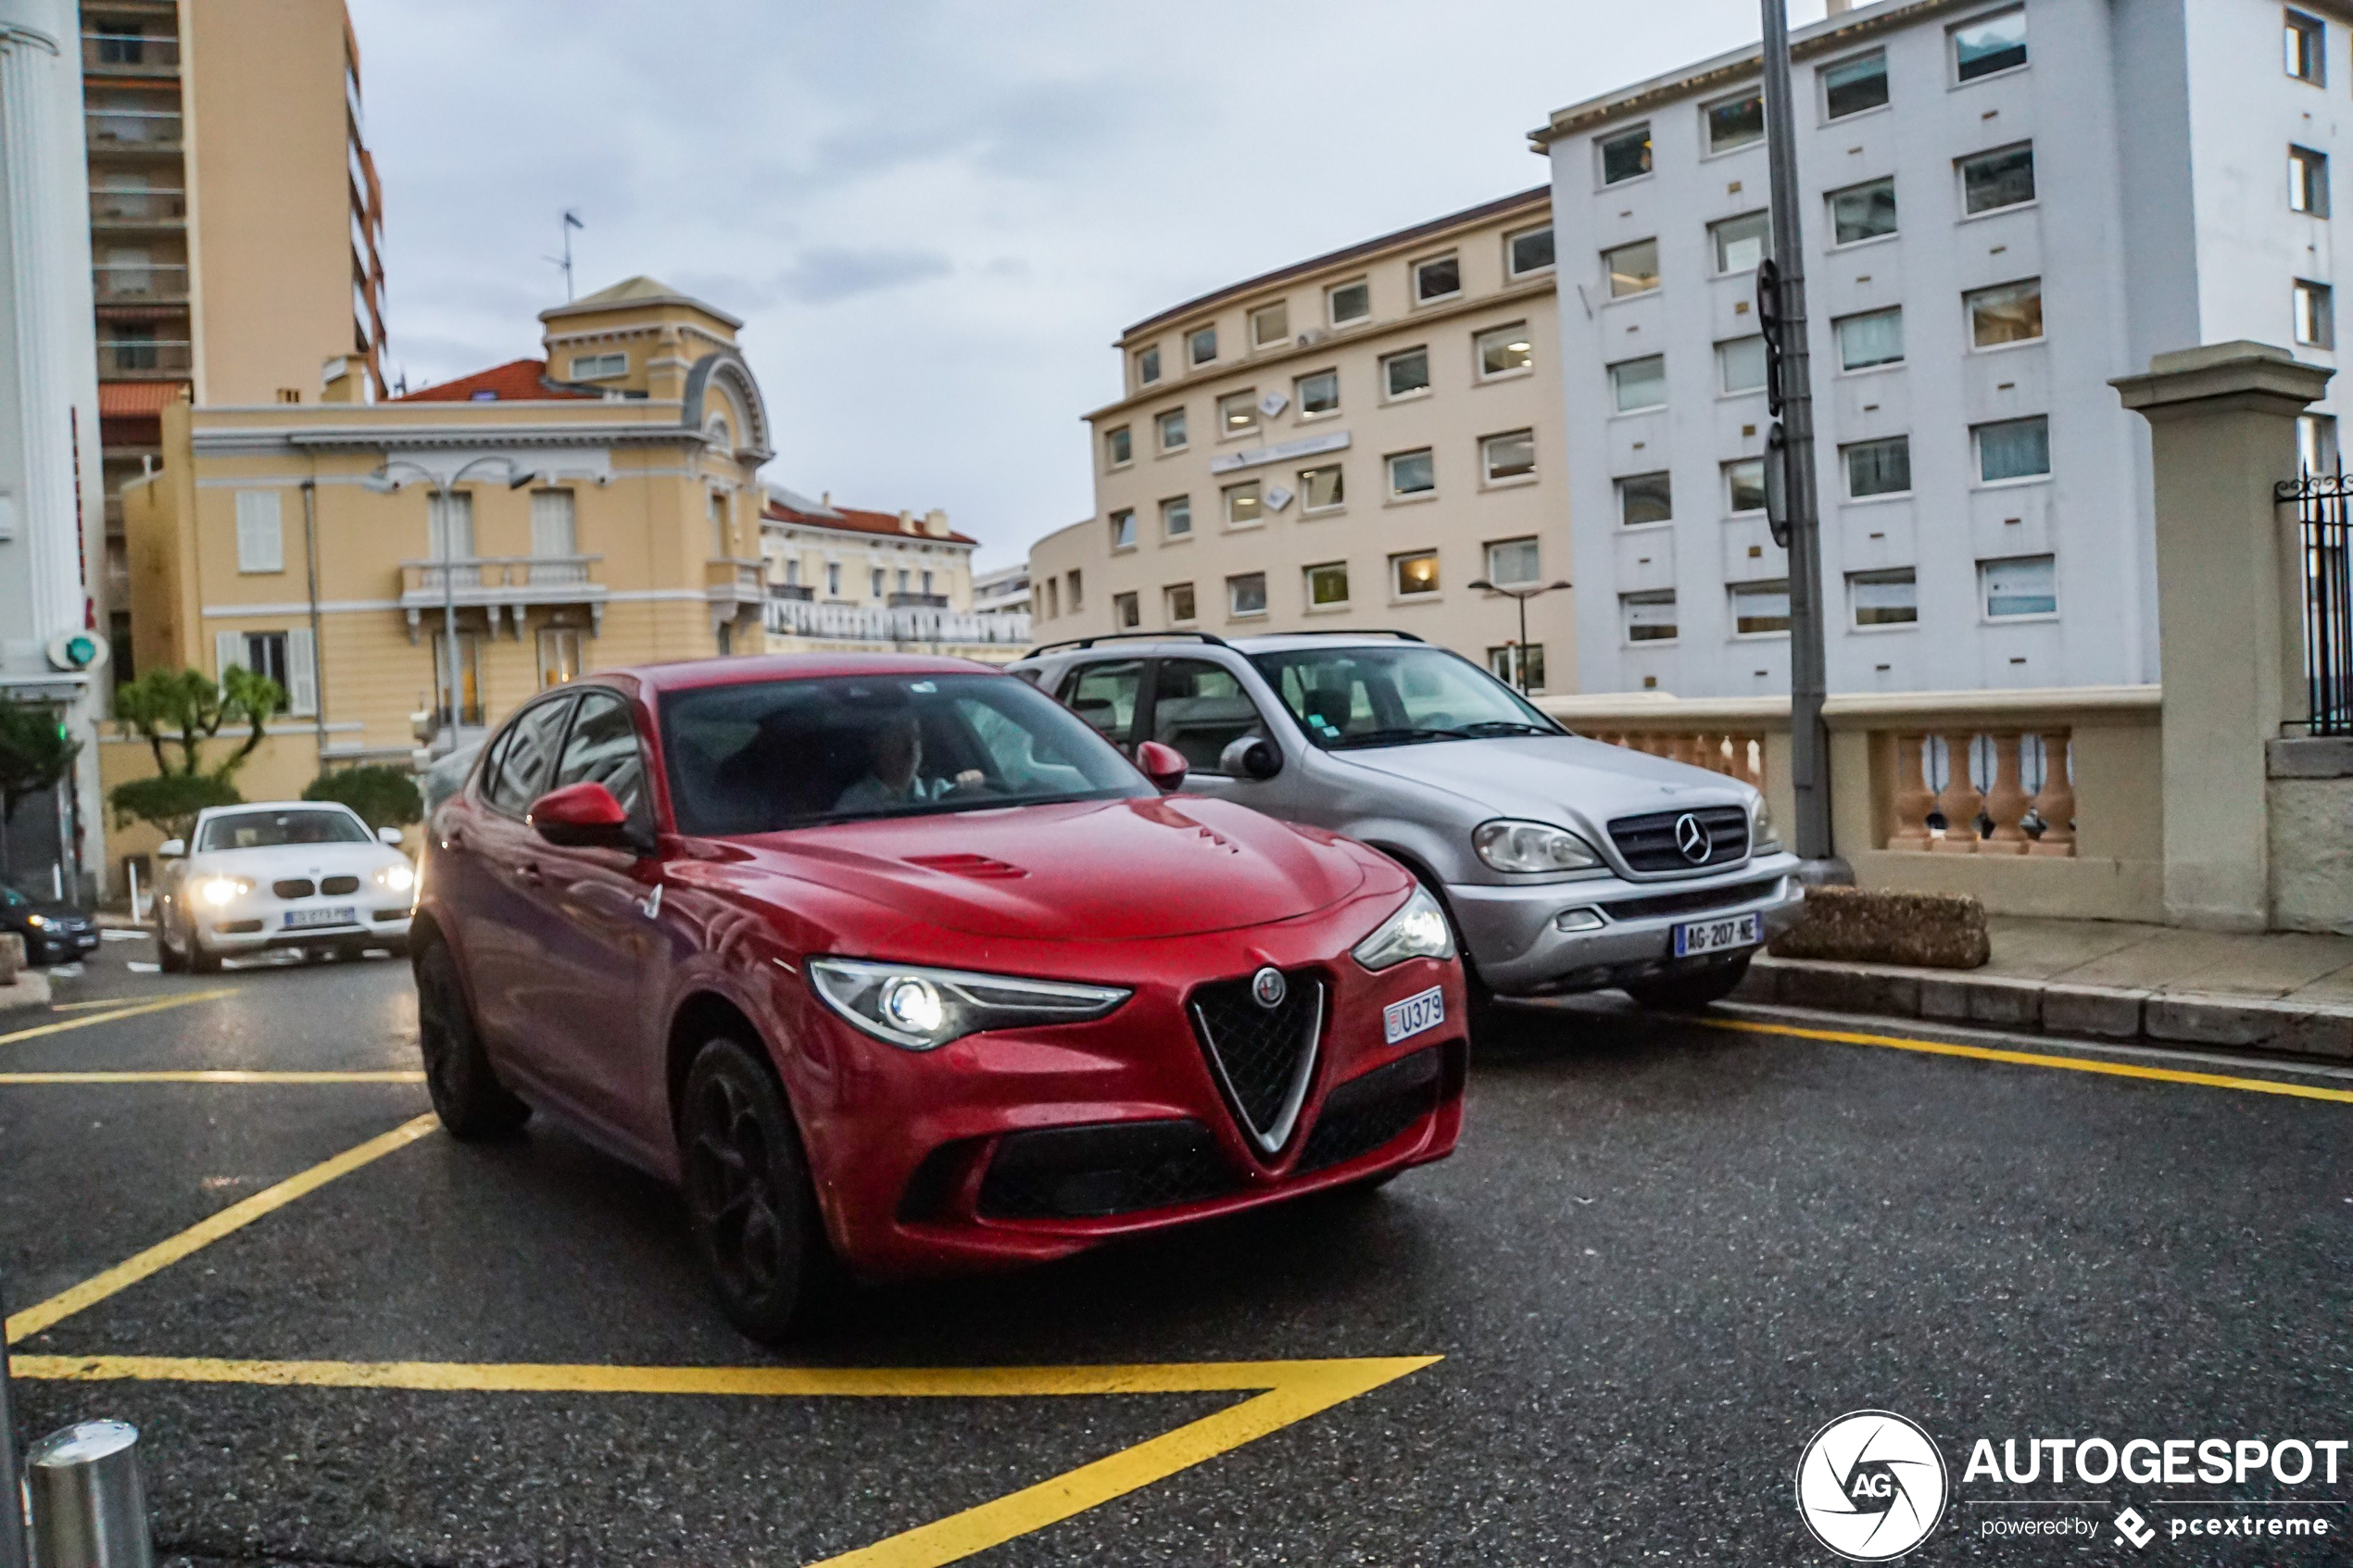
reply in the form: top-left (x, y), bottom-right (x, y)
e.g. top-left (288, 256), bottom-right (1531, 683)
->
top-left (413, 940), bottom-right (530, 1138)
top-left (156, 905), bottom-right (188, 974)
top-left (680, 1037), bottom-right (828, 1343)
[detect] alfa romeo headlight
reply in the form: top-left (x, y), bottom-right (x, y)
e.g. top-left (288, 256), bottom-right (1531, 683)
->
top-left (807, 958), bottom-right (1130, 1051)
top-left (195, 875), bottom-right (252, 907)
top-left (1352, 884), bottom-right (1456, 972)
top-left (1473, 819), bottom-right (1602, 873)
top-left (377, 862), bottom-right (416, 893)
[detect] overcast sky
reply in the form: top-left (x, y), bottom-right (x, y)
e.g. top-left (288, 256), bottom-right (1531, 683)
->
top-left (345, 0), bottom-right (1830, 570)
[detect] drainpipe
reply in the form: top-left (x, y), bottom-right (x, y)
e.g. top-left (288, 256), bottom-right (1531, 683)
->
top-left (301, 481), bottom-right (327, 758)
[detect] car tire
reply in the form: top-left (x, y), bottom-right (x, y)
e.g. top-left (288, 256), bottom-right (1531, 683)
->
top-left (413, 939), bottom-right (530, 1138)
top-left (679, 1037), bottom-right (831, 1344)
top-left (1622, 955), bottom-right (1752, 1012)
top-left (157, 911), bottom-right (188, 974)
top-left (187, 934), bottom-right (221, 974)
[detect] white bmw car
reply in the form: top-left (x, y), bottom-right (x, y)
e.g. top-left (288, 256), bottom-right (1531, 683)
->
top-left (156, 801), bottom-right (416, 972)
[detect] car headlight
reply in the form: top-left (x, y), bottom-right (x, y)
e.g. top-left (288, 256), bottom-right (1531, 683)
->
top-left (195, 875), bottom-right (252, 907)
top-left (1352, 884), bottom-right (1457, 972)
top-left (1473, 819), bottom-right (1603, 873)
top-left (376, 862), bottom-right (416, 893)
top-left (24, 914), bottom-right (48, 929)
top-left (1751, 795), bottom-right (1779, 850)
top-left (806, 958), bottom-right (1130, 1051)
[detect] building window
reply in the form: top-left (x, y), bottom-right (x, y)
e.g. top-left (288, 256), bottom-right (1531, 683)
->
top-left (1114, 591), bottom-right (1140, 629)
top-left (873, 567), bottom-right (887, 598)
top-left (234, 490), bottom-right (284, 573)
top-left (431, 633), bottom-right (484, 724)
top-left (1621, 590), bottom-right (1677, 643)
top-left (238, 630), bottom-right (290, 688)
top-left (1724, 458), bottom-right (1767, 515)
top-left (826, 562), bottom-right (841, 596)
top-left (1953, 7), bottom-right (2026, 82)
top-left (1328, 278), bottom-right (1371, 325)
top-left (538, 626), bottom-right (585, 688)
top-left (2287, 8), bottom-right (2326, 83)
top-left (1705, 89), bottom-right (1763, 154)
top-left (1392, 550), bottom-right (1441, 597)
top-left (2292, 144), bottom-right (2332, 216)
top-left (1043, 578), bottom-right (1059, 619)
top-left (1829, 176), bottom-right (1897, 245)
top-left (1136, 344), bottom-right (1161, 385)
top-left (1301, 464), bottom-right (1345, 512)
top-left (1618, 470), bottom-right (1672, 526)
top-left (569, 351), bottom-right (625, 380)
top-left (1485, 536), bottom-right (1541, 585)
top-left (2296, 278), bottom-right (2335, 347)
top-left (784, 558), bottom-right (801, 586)
top-left (1110, 509), bottom-right (1137, 549)
top-left (1224, 480), bottom-right (1264, 527)
top-left (1960, 144), bottom-right (2036, 214)
top-left (1388, 449), bottom-right (1436, 498)
top-left (1822, 50), bottom-right (1889, 119)
top-left (1849, 568), bottom-right (1917, 627)
top-left (1844, 435), bottom-right (1913, 498)
top-left (1610, 355), bottom-right (1667, 413)
top-left (1218, 389), bottom-right (1259, 437)
top-left (1166, 582), bottom-right (1197, 623)
top-left (1507, 224), bottom-right (1555, 277)
top-left (1296, 369), bottom-right (1340, 416)
top-left (1599, 123), bottom-right (1653, 184)
top-left (1967, 279), bottom-right (2044, 346)
top-left (1306, 561), bottom-right (1350, 608)
top-left (530, 488), bottom-right (576, 560)
top-left (1604, 238), bottom-right (1660, 297)
top-left (1227, 571), bottom-right (1268, 618)
top-left (427, 490), bottom-right (474, 561)
top-left (1483, 430), bottom-right (1537, 483)
top-left (2301, 412), bottom-right (2340, 474)
top-left (1156, 407), bottom-right (1189, 451)
top-left (1383, 346), bottom-right (1431, 399)
top-left (1413, 254), bottom-right (1461, 303)
top-left (921, 571), bottom-right (935, 596)
top-left (1250, 300), bottom-right (1289, 348)
top-left (1105, 425), bottom-right (1132, 467)
top-left (1066, 570), bottom-right (1082, 612)
top-left (1982, 554), bottom-right (2057, 618)
top-left (1187, 324), bottom-right (1216, 366)
top-left (1977, 416), bottom-right (2051, 483)
top-left (1477, 322), bottom-right (1534, 378)
top-left (1731, 581), bottom-right (1790, 636)
top-left (1711, 211), bottom-right (1771, 274)
top-left (1162, 495), bottom-right (1192, 537)
top-left (1487, 643), bottom-right (1547, 692)
top-left (1836, 307), bottom-right (1905, 370)
top-left (1718, 336), bottom-right (1768, 395)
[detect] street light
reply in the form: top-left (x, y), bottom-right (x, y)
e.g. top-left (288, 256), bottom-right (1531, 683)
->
top-left (1466, 577), bottom-right (1572, 694)
top-left (363, 456), bottom-right (535, 737)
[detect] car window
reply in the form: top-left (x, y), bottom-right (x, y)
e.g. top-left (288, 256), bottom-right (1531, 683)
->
top-left (1057, 659), bottom-right (1145, 754)
top-left (660, 672), bottom-right (1150, 836)
top-left (484, 697), bottom-right (576, 816)
top-left (195, 809), bottom-right (371, 851)
top-left (1250, 645), bottom-right (1556, 750)
top-left (548, 692), bottom-right (650, 830)
top-left (0, 886), bottom-right (26, 910)
top-left (1151, 658), bottom-right (1268, 774)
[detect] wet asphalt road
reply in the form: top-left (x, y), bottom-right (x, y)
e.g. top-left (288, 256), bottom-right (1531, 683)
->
top-left (5, 937), bottom-right (2350, 1567)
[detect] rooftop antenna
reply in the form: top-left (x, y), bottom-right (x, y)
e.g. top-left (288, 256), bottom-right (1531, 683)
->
top-left (546, 208), bottom-right (584, 301)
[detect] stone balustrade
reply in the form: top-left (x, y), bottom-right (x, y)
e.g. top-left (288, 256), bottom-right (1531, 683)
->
top-left (1881, 730), bottom-right (2076, 857)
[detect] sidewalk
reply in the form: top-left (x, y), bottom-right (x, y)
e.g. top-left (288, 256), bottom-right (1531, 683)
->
top-left (1737, 916), bottom-right (2353, 1061)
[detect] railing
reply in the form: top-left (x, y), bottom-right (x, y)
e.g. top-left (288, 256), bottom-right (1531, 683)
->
top-left (764, 597), bottom-right (1034, 646)
top-left (2280, 472), bottom-right (2353, 735)
top-left (399, 555), bottom-right (603, 596)
top-left (89, 187), bottom-right (185, 223)
top-left (1580, 727), bottom-right (1768, 791)
top-left (1881, 731), bottom-right (2073, 856)
top-left (82, 32), bottom-right (180, 70)
top-left (93, 263), bottom-right (187, 303)
top-left (94, 339), bottom-right (191, 375)
top-left (768, 583), bottom-right (815, 602)
top-left (887, 592), bottom-right (950, 608)
top-left (85, 107), bottom-right (181, 145)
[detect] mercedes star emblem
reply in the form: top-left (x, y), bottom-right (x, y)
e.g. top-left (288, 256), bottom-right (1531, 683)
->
top-left (1673, 812), bottom-right (1712, 864)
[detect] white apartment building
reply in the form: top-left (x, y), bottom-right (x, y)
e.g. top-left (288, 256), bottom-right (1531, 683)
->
top-left (1537, 0), bottom-right (2348, 697)
top-left (973, 562), bottom-right (1032, 616)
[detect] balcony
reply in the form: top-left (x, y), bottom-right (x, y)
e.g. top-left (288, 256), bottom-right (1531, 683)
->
top-left (89, 186), bottom-right (184, 226)
top-left (887, 592), bottom-right (950, 608)
top-left (767, 583), bottom-right (815, 603)
top-left (82, 32), bottom-right (180, 74)
top-left (764, 597), bottom-right (1034, 648)
top-left (93, 263), bottom-right (187, 304)
top-left (94, 339), bottom-right (191, 376)
top-left (84, 107), bottom-right (181, 149)
top-left (397, 555), bottom-right (608, 638)
top-left (705, 557), bottom-right (765, 608)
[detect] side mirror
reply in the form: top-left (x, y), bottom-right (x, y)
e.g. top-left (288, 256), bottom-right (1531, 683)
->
top-left (157, 839), bottom-right (185, 859)
top-left (1218, 735), bottom-right (1283, 782)
top-left (529, 782), bottom-right (644, 852)
top-left (378, 826), bottom-right (404, 847)
top-left (1135, 740), bottom-right (1189, 793)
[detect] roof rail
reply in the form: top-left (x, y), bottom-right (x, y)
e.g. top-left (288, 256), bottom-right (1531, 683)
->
top-left (1242, 628), bottom-right (1426, 643)
top-left (1020, 630), bottom-right (1233, 659)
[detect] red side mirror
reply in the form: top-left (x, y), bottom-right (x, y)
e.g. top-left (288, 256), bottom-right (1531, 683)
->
top-left (1136, 740), bottom-right (1189, 793)
top-left (529, 782), bottom-right (638, 850)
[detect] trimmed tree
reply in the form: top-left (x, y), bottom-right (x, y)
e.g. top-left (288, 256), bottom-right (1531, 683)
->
top-left (107, 666), bottom-right (287, 839)
top-left (303, 765), bottom-right (422, 834)
top-left (0, 697), bottom-right (83, 878)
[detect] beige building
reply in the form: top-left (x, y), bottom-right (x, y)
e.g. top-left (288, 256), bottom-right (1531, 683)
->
top-left (759, 489), bottom-right (1031, 662)
top-left (1032, 186), bottom-right (1572, 691)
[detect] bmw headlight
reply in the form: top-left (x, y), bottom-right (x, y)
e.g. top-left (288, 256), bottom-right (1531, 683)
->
top-left (806, 959), bottom-right (1130, 1051)
top-left (1751, 794), bottom-right (1780, 850)
top-left (1352, 884), bottom-right (1457, 972)
top-left (195, 875), bottom-right (252, 907)
top-left (1473, 819), bottom-right (1603, 873)
top-left (376, 862), bottom-right (416, 894)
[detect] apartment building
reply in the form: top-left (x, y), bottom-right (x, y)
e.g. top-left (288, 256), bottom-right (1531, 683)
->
top-left (973, 562), bottom-right (1033, 616)
top-left (1032, 188), bottom-right (1571, 691)
top-left (82, 0), bottom-right (391, 677)
top-left (1537, 0), bottom-right (2348, 698)
top-left (760, 490), bottom-right (1028, 662)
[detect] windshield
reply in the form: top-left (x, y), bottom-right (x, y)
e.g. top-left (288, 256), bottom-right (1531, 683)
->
top-left (1249, 645), bottom-right (1560, 750)
top-left (661, 671), bottom-right (1153, 835)
top-left (196, 809), bottom-right (372, 851)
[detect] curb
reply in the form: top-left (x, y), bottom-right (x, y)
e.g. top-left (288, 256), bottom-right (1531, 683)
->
top-left (1740, 956), bottom-right (2353, 1063)
top-left (0, 972), bottom-right (55, 1013)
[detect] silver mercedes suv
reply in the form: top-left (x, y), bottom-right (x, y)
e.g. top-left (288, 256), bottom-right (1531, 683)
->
top-left (1010, 631), bottom-right (1805, 1010)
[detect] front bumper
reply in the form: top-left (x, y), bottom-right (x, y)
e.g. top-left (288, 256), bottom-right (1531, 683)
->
top-left (1447, 850), bottom-right (1806, 997)
top-left (24, 924), bottom-right (99, 963)
top-left (192, 893), bottom-right (413, 953)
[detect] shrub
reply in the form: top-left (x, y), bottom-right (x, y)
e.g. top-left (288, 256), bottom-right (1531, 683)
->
top-left (303, 765), bottom-right (423, 834)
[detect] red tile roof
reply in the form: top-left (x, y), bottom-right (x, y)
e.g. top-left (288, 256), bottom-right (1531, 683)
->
top-left (763, 499), bottom-right (976, 546)
top-left (98, 382), bottom-right (185, 416)
top-left (394, 358), bottom-right (598, 403)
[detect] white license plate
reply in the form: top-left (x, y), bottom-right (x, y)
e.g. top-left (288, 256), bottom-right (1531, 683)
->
top-left (283, 906), bottom-right (356, 930)
top-left (1672, 911), bottom-right (1761, 958)
top-left (1382, 985), bottom-right (1447, 1045)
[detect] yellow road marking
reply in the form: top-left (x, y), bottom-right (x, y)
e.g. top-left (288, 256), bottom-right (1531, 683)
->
top-left (0, 989), bottom-right (234, 1046)
top-left (1700, 1015), bottom-right (2353, 1103)
top-left (11, 1352), bottom-right (1439, 1568)
top-left (5, 1112), bottom-right (438, 1344)
top-left (0, 1070), bottom-right (424, 1085)
top-left (50, 995), bottom-right (161, 1010)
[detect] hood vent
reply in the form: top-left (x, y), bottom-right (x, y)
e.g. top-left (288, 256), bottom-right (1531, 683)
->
top-left (903, 852), bottom-right (1028, 880)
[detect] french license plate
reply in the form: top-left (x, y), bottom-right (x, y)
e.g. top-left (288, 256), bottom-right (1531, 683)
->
top-left (283, 906), bottom-right (356, 930)
top-left (1383, 985), bottom-right (1447, 1045)
top-left (1672, 911), bottom-right (1761, 958)
top-left (74, 933), bottom-right (98, 949)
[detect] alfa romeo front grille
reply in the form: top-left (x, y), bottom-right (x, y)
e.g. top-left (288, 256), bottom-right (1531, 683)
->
top-left (1189, 969), bottom-right (1323, 1155)
top-left (1607, 806), bottom-right (1750, 873)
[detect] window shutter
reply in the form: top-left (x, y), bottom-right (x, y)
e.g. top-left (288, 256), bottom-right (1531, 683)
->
top-left (235, 490), bottom-right (283, 572)
top-left (215, 630), bottom-right (244, 679)
top-left (286, 627), bottom-right (318, 717)
top-left (530, 489), bottom-right (575, 557)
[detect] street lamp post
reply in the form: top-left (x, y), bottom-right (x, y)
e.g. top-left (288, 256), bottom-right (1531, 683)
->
top-left (1467, 578), bottom-right (1572, 694)
top-left (364, 456), bottom-right (535, 740)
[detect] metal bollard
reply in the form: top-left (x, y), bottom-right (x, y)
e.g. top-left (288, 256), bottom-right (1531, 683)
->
top-left (24, 1423), bottom-right (153, 1568)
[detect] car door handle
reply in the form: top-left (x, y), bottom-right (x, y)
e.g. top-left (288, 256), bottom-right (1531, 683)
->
top-left (514, 861), bottom-right (544, 887)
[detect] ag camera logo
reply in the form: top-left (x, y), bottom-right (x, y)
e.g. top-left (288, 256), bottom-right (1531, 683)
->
top-left (1796, 1410), bottom-right (1949, 1561)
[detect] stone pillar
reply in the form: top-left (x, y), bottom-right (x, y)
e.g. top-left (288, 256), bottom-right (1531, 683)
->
top-left (2113, 342), bottom-right (2334, 931)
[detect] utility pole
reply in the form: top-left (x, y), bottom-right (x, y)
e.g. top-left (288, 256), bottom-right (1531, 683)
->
top-left (1756, 0), bottom-right (1848, 879)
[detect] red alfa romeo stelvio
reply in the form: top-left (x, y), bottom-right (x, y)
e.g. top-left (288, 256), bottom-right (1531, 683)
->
top-left (413, 653), bottom-right (1466, 1339)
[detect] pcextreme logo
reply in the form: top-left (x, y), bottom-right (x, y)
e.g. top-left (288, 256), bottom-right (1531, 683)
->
top-left (1796, 1410), bottom-right (1951, 1561)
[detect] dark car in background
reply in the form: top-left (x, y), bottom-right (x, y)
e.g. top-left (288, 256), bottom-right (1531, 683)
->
top-left (1, 883), bottom-right (99, 966)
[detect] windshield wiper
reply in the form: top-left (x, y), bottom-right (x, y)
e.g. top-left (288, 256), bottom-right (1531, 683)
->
top-left (1452, 721), bottom-right (1560, 737)
top-left (1326, 726), bottom-right (1469, 748)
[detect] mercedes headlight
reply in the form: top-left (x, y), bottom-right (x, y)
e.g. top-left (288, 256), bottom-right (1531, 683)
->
top-left (1352, 884), bottom-right (1456, 972)
top-left (1473, 820), bottom-right (1603, 873)
top-left (195, 875), bottom-right (252, 907)
top-left (1751, 795), bottom-right (1779, 850)
top-left (807, 959), bottom-right (1130, 1051)
top-left (376, 862), bottom-right (416, 893)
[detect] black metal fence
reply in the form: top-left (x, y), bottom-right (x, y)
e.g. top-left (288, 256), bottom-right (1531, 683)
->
top-left (2280, 472), bottom-right (2353, 735)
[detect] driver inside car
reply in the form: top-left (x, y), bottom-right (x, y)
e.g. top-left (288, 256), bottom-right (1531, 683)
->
top-left (832, 704), bottom-right (985, 813)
